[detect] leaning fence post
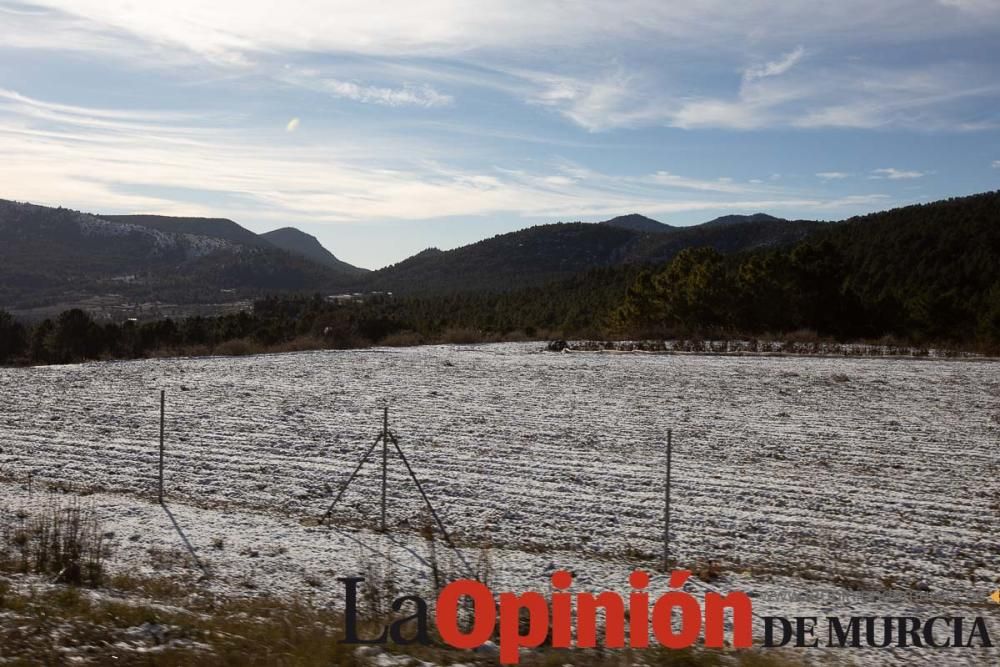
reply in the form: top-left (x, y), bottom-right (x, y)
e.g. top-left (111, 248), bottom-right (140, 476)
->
top-left (158, 389), bottom-right (165, 504)
top-left (663, 428), bottom-right (672, 571)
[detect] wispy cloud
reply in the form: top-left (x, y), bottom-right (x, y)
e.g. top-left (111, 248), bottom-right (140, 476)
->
top-left (522, 69), bottom-right (660, 132)
top-left (6, 1), bottom-right (997, 134)
top-left (1, 1), bottom-right (996, 269)
top-left (0, 88), bottom-right (196, 124)
top-left (326, 80), bottom-right (451, 108)
top-left (870, 167), bottom-right (926, 179)
top-left (524, 55), bottom-right (1000, 133)
top-left (282, 68), bottom-right (453, 108)
top-left (992, 160), bottom-right (1000, 168)
top-left (743, 46), bottom-right (805, 82)
top-left (675, 62), bottom-right (1000, 131)
top-left (0, 89), bottom-right (895, 237)
top-left (649, 171), bottom-right (754, 194)
top-left (11, 1), bottom-right (1000, 61)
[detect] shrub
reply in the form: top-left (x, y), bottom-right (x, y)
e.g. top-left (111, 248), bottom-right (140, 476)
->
top-left (380, 330), bottom-right (425, 347)
top-left (0, 500), bottom-right (111, 586)
top-left (269, 335), bottom-right (328, 353)
top-left (213, 337), bottom-right (263, 357)
top-left (438, 327), bottom-right (482, 344)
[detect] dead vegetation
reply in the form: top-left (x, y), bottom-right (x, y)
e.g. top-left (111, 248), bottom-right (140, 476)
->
top-left (0, 572), bottom-right (805, 666)
top-left (0, 505), bottom-right (803, 666)
top-left (0, 499), bottom-right (111, 586)
top-left (560, 337), bottom-right (976, 358)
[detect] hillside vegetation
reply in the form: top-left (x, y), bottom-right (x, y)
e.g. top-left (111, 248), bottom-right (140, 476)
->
top-left (261, 226), bottom-right (370, 276)
top-left (0, 200), bottom-right (816, 309)
top-left (613, 191), bottom-right (1000, 343)
top-left (363, 216), bottom-right (820, 295)
top-left (1, 191), bottom-right (997, 364)
top-left (0, 201), bottom-right (363, 309)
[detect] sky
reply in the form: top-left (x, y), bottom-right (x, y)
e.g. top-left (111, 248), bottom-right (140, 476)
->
top-left (1, 1), bottom-right (998, 270)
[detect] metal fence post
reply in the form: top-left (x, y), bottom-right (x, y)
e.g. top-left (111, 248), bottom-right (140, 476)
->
top-left (664, 428), bottom-right (672, 571)
top-left (159, 389), bottom-right (165, 504)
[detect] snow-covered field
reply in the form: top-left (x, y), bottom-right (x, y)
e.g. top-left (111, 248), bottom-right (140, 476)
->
top-left (1, 343), bottom-right (998, 665)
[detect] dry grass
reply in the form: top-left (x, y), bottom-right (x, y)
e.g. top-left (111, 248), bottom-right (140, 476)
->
top-left (437, 327), bottom-right (483, 344)
top-left (0, 570), bottom-right (809, 666)
top-left (0, 499), bottom-right (110, 586)
top-left (0, 578), bottom-right (362, 666)
top-left (0, 506), bottom-right (801, 666)
top-left (212, 337), bottom-right (264, 357)
top-left (380, 330), bottom-right (425, 347)
top-left (268, 335), bottom-right (330, 353)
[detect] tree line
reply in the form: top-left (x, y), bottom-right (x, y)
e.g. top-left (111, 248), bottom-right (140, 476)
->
top-left (612, 192), bottom-right (1000, 346)
top-left (611, 243), bottom-right (1000, 345)
top-left (1, 191), bottom-right (997, 365)
top-left (0, 275), bottom-right (631, 366)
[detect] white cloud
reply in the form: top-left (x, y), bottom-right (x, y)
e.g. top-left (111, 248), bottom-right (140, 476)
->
top-left (541, 175), bottom-right (576, 187)
top-left (817, 171), bottom-right (849, 180)
top-left (0, 89), bottom-right (897, 237)
top-left (2, 2), bottom-right (997, 134)
top-left (523, 69), bottom-right (662, 132)
top-left (870, 167), bottom-right (925, 179)
top-left (649, 171), bottom-right (753, 194)
top-left (795, 104), bottom-right (882, 129)
top-left (743, 46), bottom-right (805, 82)
top-left (325, 80), bottom-right (451, 108)
top-left (315, 78), bottom-right (451, 108)
top-left (670, 99), bottom-right (764, 130)
top-left (11, 1), bottom-right (1000, 62)
top-left (672, 61), bottom-right (1000, 131)
top-left (278, 67), bottom-right (453, 108)
top-left (0, 88), bottom-right (195, 124)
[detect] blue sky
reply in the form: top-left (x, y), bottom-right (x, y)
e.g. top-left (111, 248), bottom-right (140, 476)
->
top-left (1, 0), bottom-right (998, 269)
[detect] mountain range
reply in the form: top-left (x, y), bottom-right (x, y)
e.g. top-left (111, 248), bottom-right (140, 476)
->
top-left (260, 227), bottom-right (369, 277)
top-left (0, 196), bottom-right (923, 313)
top-left (362, 213), bottom-right (820, 295)
top-left (0, 201), bottom-right (365, 310)
top-left (0, 199), bottom-right (826, 311)
top-left (3, 191), bottom-right (997, 361)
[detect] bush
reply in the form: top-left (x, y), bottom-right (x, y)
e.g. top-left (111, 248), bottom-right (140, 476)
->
top-left (213, 337), bottom-right (263, 357)
top-left (438, 327), bottom-right (482, 344)
top-left (1, 500), bottom-right (111, 586)
top-left (380, 330), bottom-right (425, 347)
top-left (269, 335), bottom-right (328, 353)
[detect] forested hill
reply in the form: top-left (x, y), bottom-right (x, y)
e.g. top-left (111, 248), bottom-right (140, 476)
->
top-left (816, 193), bottom-right (1000, 321)
top-left (261, 227), bottom-right (369, 276)
top-left (356, 192), bottom-right (1000, 345)
top-left (99, 214), bottom-right (271, 248)
top-left (1, 192), bottom-right (998, 365)
top-left (0, 201), bottom-right (359, 309)
top-left (599, 213), bottom-right (673, 232)
top-left (362, 214), bottom-right (821, 295)
top-left (3, 192), bottom-right (998, 363)
top-left (1, 199), bottom-right (818, 309)
top-left (613, 191), bottom-right (1000, 344)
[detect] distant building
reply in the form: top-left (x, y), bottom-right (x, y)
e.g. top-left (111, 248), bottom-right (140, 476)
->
top-left (326, 293), bottom-right (361, 304)
top-left (325, 291), bottom-right (393, 305)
